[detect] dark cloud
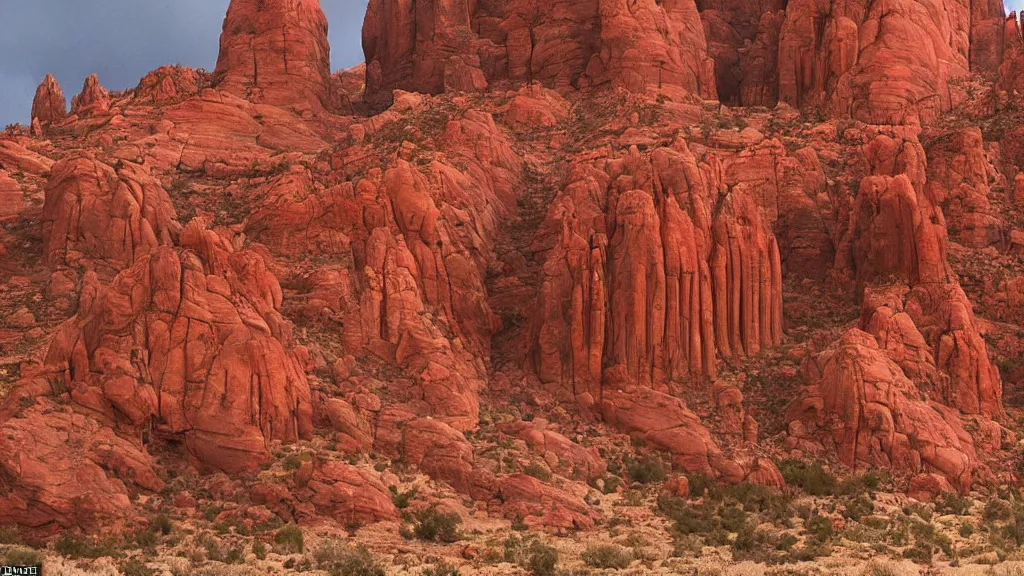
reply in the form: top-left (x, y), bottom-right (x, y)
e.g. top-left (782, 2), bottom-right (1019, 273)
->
top-left (0, 1), bottom-right (369, 126)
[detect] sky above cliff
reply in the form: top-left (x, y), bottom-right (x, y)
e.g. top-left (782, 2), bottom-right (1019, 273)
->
top-left (0, 1), bottom-right (1023, 127)
top-left (0, 1), bottom-right (370, 127)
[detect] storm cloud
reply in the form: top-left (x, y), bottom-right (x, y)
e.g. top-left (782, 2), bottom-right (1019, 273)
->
top-left (0, 1), bottom-right (369, 127)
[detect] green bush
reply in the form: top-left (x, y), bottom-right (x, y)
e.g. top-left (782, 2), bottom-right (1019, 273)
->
top-left (389, 486), bottom-right (418, 509)
top-left (805, 515), bottom-right (835, 543)
top-left (842, 495), bottom-right (875, 521)
top-left (409, 506), bottom-right (462, 543)
top-left (4, 548), bottom-right (42, 567)
top-left (935, 492), bottom-right (972, 516)
top-left (274, 524), bottom-right (305, 554)
top-left (149, 514), bottom-right (173, 535)
top-left (314, 543), bottom-right (385, 576)
top-left (731, 525), bottom-right (778, 563)
top-left (120, 560), bottom-right (156, 576)
top-left (581, 544), bottom-right (633, 569)
top-left (252, 540), bottom-right (267, 560)
top-left (778, 460), bottom-right (836, 496)
top-left (54, 534), bottom-right (119, 558)
top-left (522, 462), bottom-right (553, 482)
top-left (525, 542), bottom-right (558, 576)
top-left (625, 456), bottom-right (666, 484)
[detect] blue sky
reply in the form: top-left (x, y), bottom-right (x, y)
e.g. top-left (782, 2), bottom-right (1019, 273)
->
top-left (0, 1), bottom-right (1022, 127)
top-left (0, 1), bottom-right (369, 127)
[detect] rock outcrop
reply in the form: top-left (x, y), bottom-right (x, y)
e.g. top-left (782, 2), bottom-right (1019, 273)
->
top-left (30, 73), bottom-right (67, 127)
top-left (362, 0), bottom-right (717, 105)
top-left (532, 139), bottom-right (784, 393)
top-left (788, 329), bottom-right (980, 492)
top-left (213, 0), bottom-right (333, 112)
top-left (70, 74), bottom-right (111, 116)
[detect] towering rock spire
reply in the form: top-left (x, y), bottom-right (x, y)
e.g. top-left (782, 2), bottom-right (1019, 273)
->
top-left (212, 0), bottom-right (333, 112)
top-left (30, 73), bottom-right (67, 127)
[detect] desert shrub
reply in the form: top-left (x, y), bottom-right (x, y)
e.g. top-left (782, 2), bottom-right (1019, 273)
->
top-left (721, 483), bottom-right (793, 522)
top-left (777, 459), bottom-right (836, 496)
top-left (314, 542), bottom-right (384, 576)
top-left (120, 560), bottom-right (157, 576)
top-left (686, 472), bottom-right (716, 498)
top-left (252, 540), bottom-right (267, 560)
top-left (522, 462), bottom-right (553, 482)
top-left (581, 544), bottom-right (633, 569)
top-left (805, 515), bottom-right (835, 543)
top-left (408, 506), bottom-right (462, 543)
top-left (0, 525), bottom-right (22, 545)
top-left (902, 541), bottom-right (933, 563)
top-left (842, 495), bottom-right (875, 521)
top-left (54, 534), bottom-right (120, 558)
top-left (731, 525), bottom-right (778, 563)
top-left (934, 492), bottom-right (972, 516)
top-left (422, 562), bottom-right (460, 576)
top-left (274, 524), bottom-right (304, 554)
top-left (625, 456), bottom-right (666, 484)
top-left (150, 514), bottom-right (173, 535)
top-left (501, 535), bottom-right (558, 576)
top-left (4, 548), bottom-right (42, 567)
top-left (282, 452), bottom-right (312, 470)
top-left (389, 486), bottom-right (418, 509)
top-left (984, 499), bottom-right (1014, 522)
top-left (861, 562), bottom-right (900, 576)
top-left (525, 542), bottom-right (558, 576)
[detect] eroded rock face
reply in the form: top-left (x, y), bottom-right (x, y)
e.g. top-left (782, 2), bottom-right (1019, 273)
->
top-left (0, 398), bottom-right (163, 532)
top-left (31, 73), bottom-right (67, 127)
top-left (70, 74), bottom-right (111, 116)
top-left (532, 139), bottom-right (783, 394)
top-left (362, 0), bottom-right (717, 105)
top-left (44, 232), bottom-right (313, 473)
top-left (134, 66), bottom-right (204, 104)
top-left (213, 0), bottom-right (333, 112)
top-left (789, 329), bottom-right (980, 491)
top-left (778, 0), bottom-right (974, 125)
top-left (924, 128), bottom-right (1001, 248)
top-left (41, 156), bottom-right (181, 273)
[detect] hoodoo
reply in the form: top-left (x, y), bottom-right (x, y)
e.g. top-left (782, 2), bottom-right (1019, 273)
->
top-left (212, 0), bottom-right (333, 112)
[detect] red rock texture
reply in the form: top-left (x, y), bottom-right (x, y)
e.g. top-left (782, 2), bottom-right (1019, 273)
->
top-left (533, 139), bottom-right (784, 392)
top-left (134, 66), bottom-right (205, 104)
top-left (212, 0), bottom-right (333, 112)
top-left (362, 0), bottom-right (717, 105)
top-left (0, 398), bottom-right (163, 532)
top-left (31, 73), bottom-right (67, 127)
top-left (3, 0), bottom-right (1023, 542)
top-left (789, 329), bottom-right (980, 491)
top-left (70, 74), bottom-right (111, 117)
top-left (41, 156), bottom-right (181, 273)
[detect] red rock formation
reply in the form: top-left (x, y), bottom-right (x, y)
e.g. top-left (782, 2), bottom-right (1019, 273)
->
top-left (213, 0), bottom-right (333, 112)
top-left (362, 0), bottom-right (717, 105)
top-left (788, 329), bottom-right (980, 491)
top-left (778, 0), bottom-right (973, 125)
top-left (0, 398), bottom-right (163, 532)
top-left (134, 66), bottom-right (204, 104)
top-left (30, 73), bottom-right (67, 127)
top-left (923, 128), bottom-right (1001, 248)
top-left (700, 1), bottom-right (787, 105)
top-left (70, 74), bottom-right (111, 116)
top-left (499, 419), bottom-right (607, 481)
top-left (491, 474), bottom-right (598, 530)
top-left (305, 461), bottom-right (398, 524)
top-left (41, 156), bottom-right (181, 273)
top-left (533, 139), bottom-right (783, 393)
